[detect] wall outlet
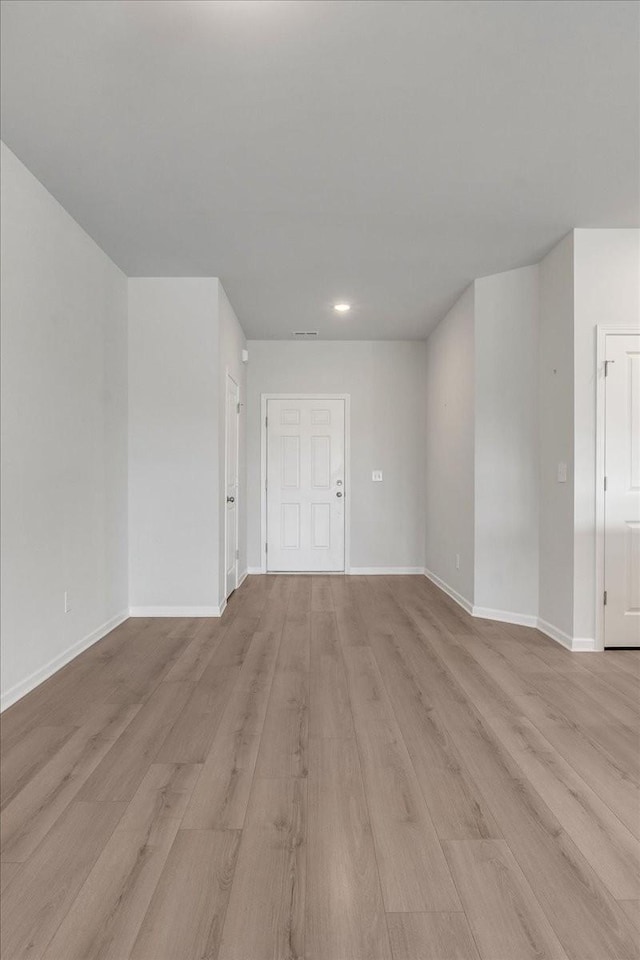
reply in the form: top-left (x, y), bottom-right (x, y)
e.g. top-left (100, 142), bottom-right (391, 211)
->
top-left (64, 591), bottom-right (71, 614)
top-left (455, 554), bottom-right (460, 570)
top-left (372, 470), bottom-right (383, 482)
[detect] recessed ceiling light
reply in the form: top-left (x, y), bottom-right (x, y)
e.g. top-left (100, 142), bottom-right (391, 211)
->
top-left (333, 303), bottom-right (351, 313)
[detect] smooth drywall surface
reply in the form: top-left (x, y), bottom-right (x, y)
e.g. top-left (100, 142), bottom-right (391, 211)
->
top-left (128, 278), bottom-right (219, 610)
top-left (573, 228), bottom-right (640, 640)
top-left (474, 266), bottom-right (539, 618)
top-left (218, 283), bottom-right (248, 595)
top-left (1, 142), bottom-right (128, 706)
top-left (424, 286), bottom-right (475, 603)
top-left (538, 232), bottom-right (575, 638)
top-left (246, 340), bottom-right (427, 571)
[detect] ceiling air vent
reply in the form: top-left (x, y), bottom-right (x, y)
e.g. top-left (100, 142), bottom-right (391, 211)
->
top-left (293, 331), bottom-right (318, 338)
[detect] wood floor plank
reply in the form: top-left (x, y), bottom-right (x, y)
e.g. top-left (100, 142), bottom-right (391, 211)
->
top-left (386, 913), bottom-right (480, 960)
top-left (486, 712), bottom-right (640, 899)
top-left (130, 829), bottom-right (240, 960)
top-left (42, 764), bottom-right (201, 960)
top-left (1, 702), bottom-right (140, 862)
top-left (335, 600), bottom-right (370, 647)
top-left (0, 723), bottom-right (76, 810)
top-left (619, 900), bottom-right (640, 934)
top-left (255, 614), bottom-right (310, 778)
top-left (155, 617), bottom-right (259, 764)
top-left (0, 860), bottom-right (22, 894)
top-left (2, 575), bottom-right (639, 960)
top-left (311, 575), bottom-right (334, 612)
top-left (309, 610), bottom-right (354, 738)
top-left (0, 800), bottom-right (126, 960)
top-left (436, 695), bottom-right (640, 959)
top-left (78, 681), bottom-right (193, 802)
top-left (181, 626), bottom-right (282, 829)
top-left (218, 777), bottom-right (306, 960)
top-left (515, 689), bottom-right (640, 839)
top-left (306, 737), bottom-right (392, 960)
top-left (443, 839), bottom-right (568, 960)
top-left (365, 622), bottom-right (501, 839)
top-left (343, 645), bottom-right (461, 911)
top-left (162, 618), bottom-right (230, 683)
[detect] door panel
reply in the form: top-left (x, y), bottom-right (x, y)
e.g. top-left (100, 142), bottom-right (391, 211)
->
top-left (267, 397), bottom-right (345, 571)
top-left (225, 375), bottom-right (239, 599)
top-left (604, 335), bottom-right (640, 647)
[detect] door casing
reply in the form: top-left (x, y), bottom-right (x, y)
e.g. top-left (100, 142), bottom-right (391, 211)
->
top-left (260, 393), bottom-right (351, 574)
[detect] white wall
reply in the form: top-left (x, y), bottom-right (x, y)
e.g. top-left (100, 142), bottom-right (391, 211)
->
top-left (424, 286), bottom-right (475, 603)
top-left (1, 142), bottom-right (128, 708)
top-left (537, 233), bottom-right (575, 638)
top-left (573, 228), bottom-right (640, 640)
top-left (246, 340), bottom-right (427, 572)
top-left (128, 278), bottom-right (220, 612)
top-left (474, 265), bottom-right (539, 619)
top-left (217, 283), bottom-right (248, 593)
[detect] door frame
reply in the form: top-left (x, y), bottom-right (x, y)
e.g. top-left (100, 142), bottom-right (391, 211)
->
top-left (260, 393), bottom-right (351, 574)
top-left (224, 369), bottom-right (240, 599)
top-left (595, 325), bottom-right (639, 650)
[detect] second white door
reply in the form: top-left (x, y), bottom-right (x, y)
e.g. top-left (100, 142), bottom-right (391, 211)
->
top-left (604, 333), bottom-right (640, 647)
top-left (225, 374), bottom-right (239, 599)
top-left (266, 397), bottom-right (345, 571)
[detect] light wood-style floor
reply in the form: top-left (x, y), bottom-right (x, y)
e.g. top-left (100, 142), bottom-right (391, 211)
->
top-left (1, 575), bottom-right (639, 960)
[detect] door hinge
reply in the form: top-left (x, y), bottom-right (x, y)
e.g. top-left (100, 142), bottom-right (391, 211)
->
top-left (603, 590), bottom-right (607, 606)
top-left (604, 476), bottom-right (607, 492)
top-left (604, 359), bottom-right (615, 377)
top-left (265, 416), bottom-right (268, 428)
top-left (265, 542), bottom-right (268, 553)
top-left (236, 402), bottom-right (241, 414)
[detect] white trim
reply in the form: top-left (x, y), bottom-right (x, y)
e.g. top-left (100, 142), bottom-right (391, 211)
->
top-left (536, 618), bottom-right (595, 652)
top-left (350, 566), bottom-right (426, 575)
top-left (536, 617), bottom-right (574, 650)
top-left (423, 569), bottom-right (474, 615)
top-left (129, 603), bottom-right (226, 618)
top-left (1, 609), bottom-right (128, 712)
top-left (571, 637), bottom-right (597, 652)
top-left (424, 572), bottom-right (595, 652)
top-left (260, 393), bottom-right (351, 574)
top-left (595, 325), bottom-right (640, 651)
top-left (472, 606), bottom-right (538, 628)
top-left (224, 369), bottom-right (240, 601)
top-left (237, 569), bottom-right (248, 588)
top-left (247, 566), bottom-right (264, 575)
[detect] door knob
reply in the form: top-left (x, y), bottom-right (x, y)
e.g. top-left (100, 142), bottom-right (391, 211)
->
top-left (336, 491), bottom-right (343, 498)
top-left (227, 496), bottom-right (235, 503)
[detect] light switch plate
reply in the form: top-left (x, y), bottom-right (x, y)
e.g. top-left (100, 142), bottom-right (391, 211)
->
top-left (372, 470), bottom-right (383, 482)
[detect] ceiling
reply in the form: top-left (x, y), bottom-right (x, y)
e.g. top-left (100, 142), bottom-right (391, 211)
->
top-left (1, 0), bottom-right (638, 340)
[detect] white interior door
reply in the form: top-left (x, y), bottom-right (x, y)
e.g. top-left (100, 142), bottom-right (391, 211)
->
top-left (266, 397), bottom-right (345, 572)
top-left (604, 334), bottom-right (640, 647)
top-left (225, 374), bottom-right (239, 598)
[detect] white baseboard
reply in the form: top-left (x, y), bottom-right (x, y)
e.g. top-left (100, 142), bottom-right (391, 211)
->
top-left (129, 604), bottom-right (226, 618)
top-left (247, 566), bottom-right (425, 576)
top-left (0, 609), bottom-right (129, 713)
top-left (536, 619), bottom-right (595, 652)
top-left (472, 606), bottom-right (538, 628)
top-left (425, 573), bottom-right (596, 653)
top-left (423, 569), bottom-right (474, 615)
top-left (236, 570), bottom-right (248, 588)
top-left (535, 617), bottom-right (573, 650)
